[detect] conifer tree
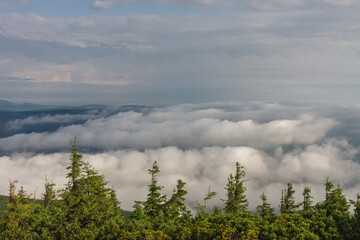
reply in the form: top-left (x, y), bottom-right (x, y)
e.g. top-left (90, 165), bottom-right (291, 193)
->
top-left (301, 186), bottom-right (313, 217)
top-left (0, 181), bottom-right (39, 239)
top-left (256, 192), bottom-right (274, 220)
top-left (203, 186), bottom-right (217, 214)
top-left (143, 161), bottom-right (166, 219)
top-left (350, 193), bottom-right (360, 239)
top-left (43, 177), bottom-right (56, 208)
top-left (165, 179), bottom-right (190, 220)
top-left (281, 182), bottom-right (297, 214)
top-left (224, 162), bottom-right (248, 214)
top-left (60, 137), bottom-right (123, 239)
top-left (280, 189), bottom-right (285, 214)
top-left (322, 178), bottom-right (352, 239)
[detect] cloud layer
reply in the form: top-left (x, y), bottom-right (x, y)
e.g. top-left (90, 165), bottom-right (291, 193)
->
top-left (2, 140), bottom-right (359, 210)
top-left (1, 102), bottom-right (360, 210)
top-left (0, 104), bottom-right (337, 152)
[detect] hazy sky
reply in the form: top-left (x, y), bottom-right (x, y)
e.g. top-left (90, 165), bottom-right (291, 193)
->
top-left (1, 0), bottom-right (360, 105)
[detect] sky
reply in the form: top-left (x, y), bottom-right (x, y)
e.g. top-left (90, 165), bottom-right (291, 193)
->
top-left (1, 0), bottom-right (360, 105)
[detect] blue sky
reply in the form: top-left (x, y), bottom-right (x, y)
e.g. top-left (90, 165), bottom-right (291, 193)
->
top-left (1, 0), bottom-right (360, 105)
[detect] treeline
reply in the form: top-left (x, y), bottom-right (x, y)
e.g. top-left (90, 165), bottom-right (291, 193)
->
top-left (1, 139), bottom-right (360, 239)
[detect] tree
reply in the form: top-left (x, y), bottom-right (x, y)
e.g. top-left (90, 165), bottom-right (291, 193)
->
top-left (196, 186), bottom-right (217, 216)
top-left (256, 192), bottom-right (274, 220)
top-left (164, 179), bottom-right (190, 221)
top-left (281, 182), bottom-right (297, 214)
top-left (301, 186), bottom-right (313, 217)
top-left (59, 137), bottom-right (123, 239)
top-left (143, 161), bottom-right (166, 219)
top-left (43, 176), bottom-right (57, 208)
top-left (350, 193), bottom-right (360, 239)
top-left (0, 180), bottom-right (39, 239)
top-left (224, 162), bottom-right (248, 214)
top-left (321, 178), bottom-right (352, 239)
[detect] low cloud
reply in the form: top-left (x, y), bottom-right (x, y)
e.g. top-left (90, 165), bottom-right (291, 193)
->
top-left (1, 140), bottom-right (359, 210)
top-left (0, 105), bottom-right (337, 152)
top-left (1, 103), bottom-right (360, 210)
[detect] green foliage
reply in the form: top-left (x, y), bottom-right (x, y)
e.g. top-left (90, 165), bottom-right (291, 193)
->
top-left (319, 178), bottom-right (352, 239)
top-left (197, 186), bottom-right (217, 215)
top-left (0, 195), bottom-right (10, 219)
top-left (256, 192), bottom-right (274, 220)
top-left (224, 162), bottom-right (248, 214)
top-left (300, 186), bottom-right (313, 217)
top-left (59, 138), bottom-right (124, 239)
top-left (262, 214), bottom-right (320, 240)
top-left (164, 179), bottom-right (191, 221)
top-left (143, 161), bottom-right (166, 220)
top-left (350, 193), bottom-right (360, 239)
top-left (0, 181), bottom-right (41, 239)
top-left (280, 182), bottom-right (298, 214)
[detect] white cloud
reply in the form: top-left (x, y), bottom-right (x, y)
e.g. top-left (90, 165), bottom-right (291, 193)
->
top-left (0, 106), bottom-right (337, 152)
top-left (1, 139), bottom-right (359, 210)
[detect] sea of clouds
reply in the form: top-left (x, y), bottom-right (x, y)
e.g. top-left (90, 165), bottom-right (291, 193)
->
top-left (1, 102), bottom-right (360, 211)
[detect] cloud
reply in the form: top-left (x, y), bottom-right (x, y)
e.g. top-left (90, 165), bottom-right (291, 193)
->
top-left (1, 140), bottom-right (359, 210)
top-left (0, 105), bottom-right (337, 152)
top-left (2, 9), bottom-right (360, 104)
top-left (1, 103), bottom-right (360, 210)
top-left (91, 0), bottom-right (122, 9)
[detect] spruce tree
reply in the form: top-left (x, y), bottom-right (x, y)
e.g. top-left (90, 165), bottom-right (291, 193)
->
top-left (301, 186), bottom-right (313, 217)
top-left (143, 161), bottom-right (166, 219)
top-left (165, 179), bottom-right (190, 220)
top-left (322, 178), bottom-right (352, 239)
top-left (0, 181), bottom-right (39, 239)
top-left (224, 162), bottom-right (248, 214)
top-left (203, 186), bottom-right (217, 214)
top-left (43, 177), bottom-right (56, 208)
top-left (350, 193), bottom-right (360, 239)
top-left (256, 192), bottom-right (274, 220)
top-left (60, 137), bottom-right (123, 239)
top-left (281, 182), bottom-right (297, 214)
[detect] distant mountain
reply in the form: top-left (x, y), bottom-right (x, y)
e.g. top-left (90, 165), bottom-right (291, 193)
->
top-left (0, 100), bottom-right (153, 113)
top-left (0, 99), bottom-right (55, 111)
